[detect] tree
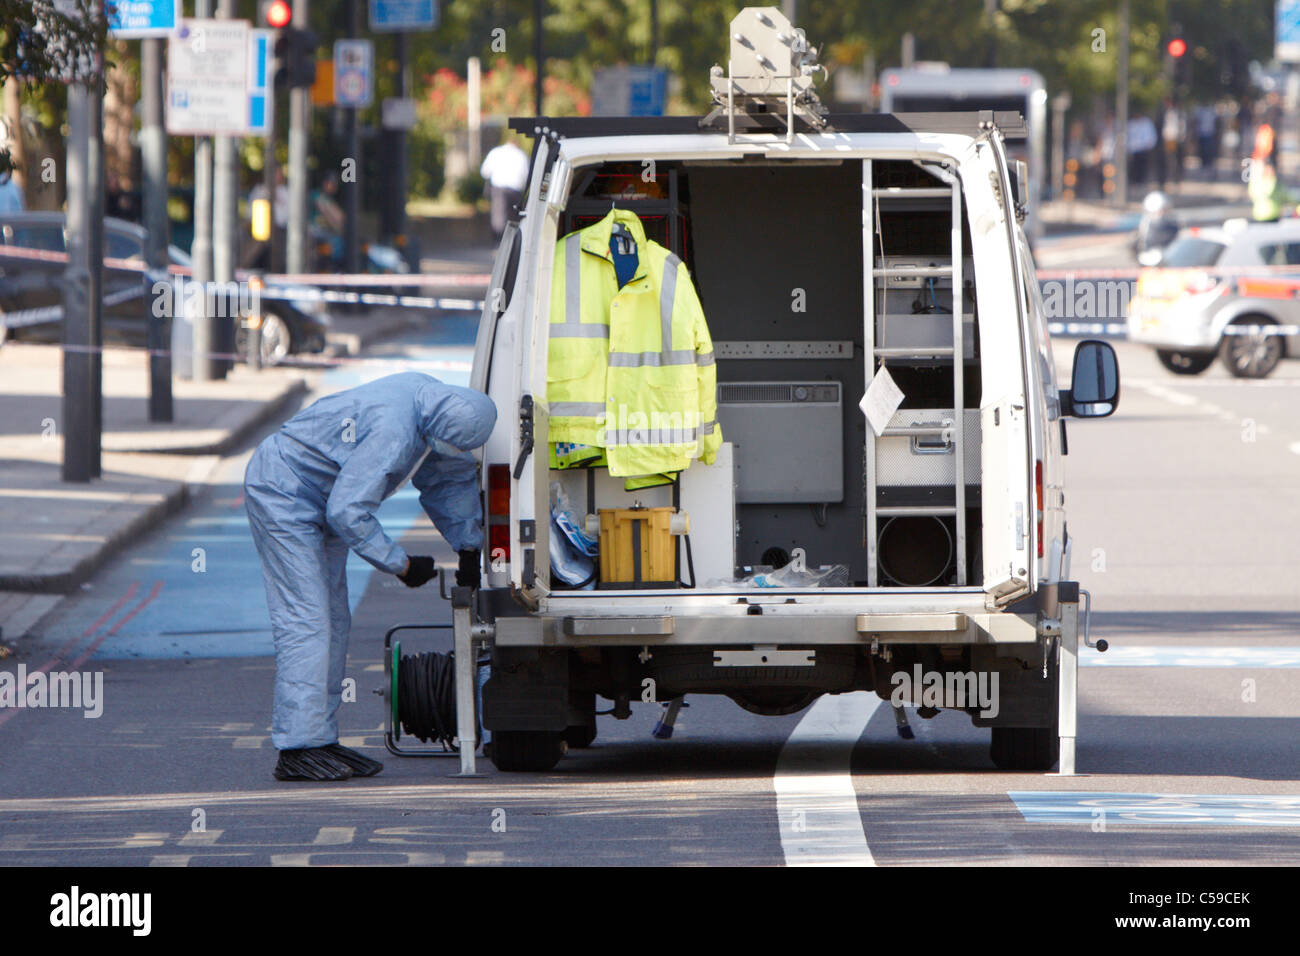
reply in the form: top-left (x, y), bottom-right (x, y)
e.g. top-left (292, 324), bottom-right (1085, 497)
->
top-left (0, 0), bottom-right (108, 173)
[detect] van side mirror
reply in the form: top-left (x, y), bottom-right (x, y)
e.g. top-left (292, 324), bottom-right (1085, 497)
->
top-left (1061, 339), bottom-right (1119, 418)
top-left (1011, 159), bottom-right (1030, 210)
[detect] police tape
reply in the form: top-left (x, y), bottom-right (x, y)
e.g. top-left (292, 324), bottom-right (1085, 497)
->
top-left (49, 341), bottom-right (473, 372)
top-left (256, 284), bottom-right (484, 311)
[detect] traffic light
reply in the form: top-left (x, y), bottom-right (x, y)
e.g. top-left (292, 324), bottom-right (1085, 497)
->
top-left (263, 0), bottom-right (292, 29)
top-left (274, 27), bottom-right (319, 89)
top-left (1167, 37), bottom-right (1187, 58)
top-left (261, 1), bottom-right (317, 89)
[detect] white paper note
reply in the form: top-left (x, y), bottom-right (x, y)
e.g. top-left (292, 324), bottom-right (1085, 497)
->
top-left (860, 366), bottom-right (905, 437)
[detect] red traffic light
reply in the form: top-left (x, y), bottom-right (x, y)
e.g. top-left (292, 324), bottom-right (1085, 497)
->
top-left (265, 0), bottom-right (292, 29)
top-left (1167, 37), bottom-right (1187, 58)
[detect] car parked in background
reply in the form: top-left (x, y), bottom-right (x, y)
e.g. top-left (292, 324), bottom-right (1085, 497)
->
top-left (1128, 219), bottom-right (1300, 377)
top-left (0, 212), bottom-right (329, 365)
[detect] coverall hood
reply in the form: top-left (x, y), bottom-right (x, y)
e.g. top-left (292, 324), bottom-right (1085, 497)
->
top-left (416, 383), bottom-right (497, 451)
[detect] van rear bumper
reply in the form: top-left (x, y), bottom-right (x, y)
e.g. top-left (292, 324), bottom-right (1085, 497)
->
top-left (491, 589), bottom-right (1040, 646)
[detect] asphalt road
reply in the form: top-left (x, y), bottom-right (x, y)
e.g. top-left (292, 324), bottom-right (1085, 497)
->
top-left (2, 255), bottom-right (1298, 867)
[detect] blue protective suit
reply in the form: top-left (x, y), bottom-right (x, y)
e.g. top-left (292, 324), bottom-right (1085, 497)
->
top-left (244, 372), bottom-right (497, 750)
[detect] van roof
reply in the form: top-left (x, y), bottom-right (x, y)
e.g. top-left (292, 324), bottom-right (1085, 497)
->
top-left (508, 110), bottom-right (1028, 142)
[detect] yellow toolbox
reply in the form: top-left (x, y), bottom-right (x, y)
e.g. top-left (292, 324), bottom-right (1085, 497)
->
top-left (597, 507), bottom-right (688, 588)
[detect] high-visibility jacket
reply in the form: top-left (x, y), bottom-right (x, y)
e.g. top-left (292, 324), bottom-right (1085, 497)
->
top-left (547, 208), bottom-right (721, 480)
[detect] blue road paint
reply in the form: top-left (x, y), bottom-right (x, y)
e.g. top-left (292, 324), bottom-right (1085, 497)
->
top-left (1081, 646), bottom-right (1300, 668)
top-left (1009, 792), bottom-right (1300, 827)
top-left (63, 322), bottom-right (478, 661)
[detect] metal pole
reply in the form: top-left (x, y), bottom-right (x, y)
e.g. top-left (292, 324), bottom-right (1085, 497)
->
top-left (1115, 0), bottom-right (1130, 207)
top-left (212, 0), bottom-right (236, 379)
top-left (467, 56), bottom-right (481, 171)
top-left (649, 0), bottom-right (658, 63)
top-left (395, 30), bottom-right (409, 239)
top-left (192, 0), bottom-right (215, 380)
top-left (141, 37), bottom-right (172, 422)
top-left (343, 0), bottom-right (361, 273)
top-left (88, 48), bottom-right (104, 477)
top-left (286, 0), bottom-right (311, 274)
top-left (533, 0), bottom-right (543, 116)
top-left (63, 81), bottom-right (95, 483)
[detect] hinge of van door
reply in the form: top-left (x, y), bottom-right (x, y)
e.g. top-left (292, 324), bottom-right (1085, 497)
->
top-left (512, 394), bottom-right (534, 479)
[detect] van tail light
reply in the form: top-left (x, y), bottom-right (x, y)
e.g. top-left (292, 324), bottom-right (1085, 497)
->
top-left (488, 464), bottom-right (511, 563)
top-left (1035, 460), bottom-right (1044, 559)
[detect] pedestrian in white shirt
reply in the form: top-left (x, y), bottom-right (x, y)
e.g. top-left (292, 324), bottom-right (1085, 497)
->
top-left (480, 138), bottom-right (529, 241)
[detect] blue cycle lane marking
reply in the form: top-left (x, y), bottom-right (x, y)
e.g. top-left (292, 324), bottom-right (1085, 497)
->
top-left (1009, 792), bottom-right (1300, 827)
top-left (72, 320), bottom-right (475, 660)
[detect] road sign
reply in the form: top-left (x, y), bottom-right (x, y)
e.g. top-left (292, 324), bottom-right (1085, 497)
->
top-left (166, 19), bottom-right (251, 136)
top-left (591, 66), bottom-right (668, 117)
top-left (108, 0), bottom-right (180, 38)
top-left (334, 39), bottom-right (373, 108)
top-left (1280, 0), bottom-right (1300, 61)
top-left (248, 29), bottom-right (272, 135)
top-left (382, 97), bottom-right (418, 130)
top-left (368, 0), bottom-right (438, 32)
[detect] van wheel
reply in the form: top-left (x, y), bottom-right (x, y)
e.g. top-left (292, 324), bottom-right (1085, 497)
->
top-left (489, 731), bottom-right (567, 771)
top-left (1155, 349), bottom-right (1214, 375)
top-left (563, 721), bottom-right (597, 749)
top-left (1219, 316), bottom-right (1282, 378)
top-left (990, 726), bottom-right (1059, 771)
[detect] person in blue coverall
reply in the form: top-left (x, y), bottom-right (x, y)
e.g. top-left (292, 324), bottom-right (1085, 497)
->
top-left (244, 372), bottom-right (497, 781)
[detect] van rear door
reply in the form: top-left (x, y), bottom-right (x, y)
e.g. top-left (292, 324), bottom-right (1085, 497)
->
top-left (962, 135), bottom-right (1032, 604)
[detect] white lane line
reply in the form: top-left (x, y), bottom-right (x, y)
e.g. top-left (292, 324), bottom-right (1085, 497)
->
top-left (774, 691), bottom-right (882, 867)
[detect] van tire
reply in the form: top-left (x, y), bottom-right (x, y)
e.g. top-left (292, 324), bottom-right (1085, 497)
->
top-left (564, 720), bottom-right (597, 749)
top-left (1219, 316), bottom-right (1282, 378)
top-left (990, 726), bottom-right (1059, 771)
top-left (1155, 349), bottom-right (1214, 375)
top-left (489, 731), bottom-right (567, 771)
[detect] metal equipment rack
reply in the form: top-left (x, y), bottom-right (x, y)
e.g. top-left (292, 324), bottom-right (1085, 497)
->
top-left (863, 160), bottom-right (970, 587)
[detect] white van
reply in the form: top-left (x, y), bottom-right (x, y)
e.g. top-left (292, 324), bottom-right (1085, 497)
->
top-left (462, 9), bottom-right (1119, 774)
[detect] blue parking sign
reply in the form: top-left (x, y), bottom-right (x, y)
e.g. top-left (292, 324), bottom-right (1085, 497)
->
top-left (369, 0), bottom-right (438, 32)
top-left (108, 0), bottom-right (180, 38)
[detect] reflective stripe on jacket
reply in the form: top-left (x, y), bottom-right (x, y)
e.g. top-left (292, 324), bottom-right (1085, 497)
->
top-left (547, 208), bottom-right (721, 478)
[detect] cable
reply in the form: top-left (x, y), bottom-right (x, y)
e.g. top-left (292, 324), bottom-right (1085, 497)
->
top-left (397, 651), bottom-right (459, 749)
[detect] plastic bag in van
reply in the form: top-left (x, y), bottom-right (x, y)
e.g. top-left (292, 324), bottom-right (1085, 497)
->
top-left (549, 482), bottom-right (599, 587)
top-left (732, 564), bottom-right (851, 588)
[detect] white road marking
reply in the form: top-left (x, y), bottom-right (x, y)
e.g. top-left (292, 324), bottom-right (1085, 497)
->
top-left (177, 829), bottom-right (224, 846)
top-left (312, 826), bottom-right (356, 845)
top-left (149, 855), bottom-right (193, 867)
top-left (774, 691), bottom-right (882, 867)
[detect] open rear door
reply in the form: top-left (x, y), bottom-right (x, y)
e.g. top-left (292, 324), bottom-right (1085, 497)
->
top-left (507, 140), bottom-right (570, 602)
top-left (961, 135), bottom-right (1032, 605)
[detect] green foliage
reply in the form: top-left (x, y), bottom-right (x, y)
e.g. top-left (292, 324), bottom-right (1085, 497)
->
top-left (455, 169), bottom-right (485, 204)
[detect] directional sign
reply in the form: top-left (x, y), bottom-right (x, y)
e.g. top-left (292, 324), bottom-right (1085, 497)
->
top-left (1279, 0), bottom-right (1300, 61)
top-left (248, 29), bottom-right (273, 135)
top-left (591, 66), bottom-right (668, 117)
top-left (108, 0), bottom-right (180, 38)
top-left (166, 19), bottom-right (251, 136)
top-left (334, 39), bottom-right (373, 108)
top-left (368, 0), bottom-right (438, 32)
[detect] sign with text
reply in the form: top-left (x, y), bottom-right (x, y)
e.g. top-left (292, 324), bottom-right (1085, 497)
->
top-left (108, 0), bottom-right (180, 38)
top-left (368, 0), bottom-right (438, 32)
top-left (166, 18), bottom-right (251, 135)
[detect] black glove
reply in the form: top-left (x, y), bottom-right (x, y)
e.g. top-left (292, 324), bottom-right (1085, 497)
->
top-left (456, 549), bottom-right (481, 589)
top-left (398, 555), bottom-right (437, 588)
